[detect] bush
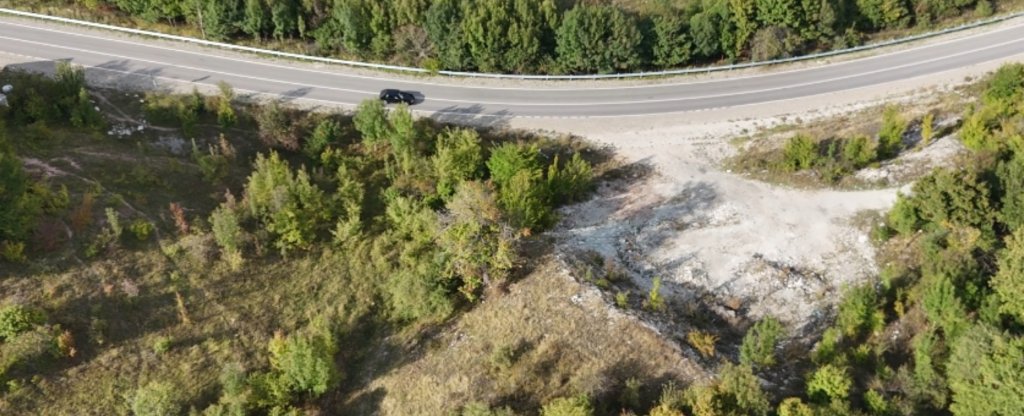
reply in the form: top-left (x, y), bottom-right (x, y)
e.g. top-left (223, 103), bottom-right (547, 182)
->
top-left (921, 113), bottom-right (935, 145)
top-left (266, 329), bottom-right (338, 399)
top-left (153, 336), bottom-right (172, 354)
top-left (740, 316), bottom-right (785, 368)
top-left (547, 153), bottom-right (594, 204)
top-left (807, 364), bottom-right (852, 404)
top-left (0, 241), bottom-right (26, 263)
top-left (687, 330), bottom-right (718, 359)
top-left (255, 101), bottom-right (299, 150)
top-left (877, 105), bottom-right (907, 159)
top-left (782, 134), bottom-right (817, 171)
top-left (541, 395), bottom-right (593, 416)
top-left (353, 99), bottom-right (390, 146)
top-left (645, 276), bottom-right (666, 312)
top-left (210, 204), bottom-right (243, 255)
top-left (887, 196), bottom-right (920, 235)
top-left (217, 81), bottom-right (236, 130)
top-left (983, 63), bottom-right (1024, 103)
top-left (131, 381), bottom-right (183, 416)
top-left (129, 219), bottom-right (154, 241)
top-left (0, 305), bottom-right (43, 341)
top-left (993, 228), bottom-right (1024, 321)
top-left (841, 135), bottom-right (875, 168)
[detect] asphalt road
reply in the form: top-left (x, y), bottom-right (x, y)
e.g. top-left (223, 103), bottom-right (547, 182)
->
top-left (0, 17), bottom-right (1023, 118)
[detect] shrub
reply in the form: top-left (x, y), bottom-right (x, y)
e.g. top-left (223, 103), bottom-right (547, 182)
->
top-left (983, 63), bottom-right (1024, 103)
top-left (217, 81), bottom-right (236, 130)
top-left (841, 135), bottom-right (875, 168)
top-left (782, 134), bottom-right (817, 171)
top-left (461, 402), bottom-right (515, 416)
top-left (887, 195), bottom-right (920, 235)
top-left (807, 364), bottom-right (852, 404)
top-left (645, 276), bottom-right (666, 312)
top-left (210, 204), bottom-right (243, 256)
top-left (0, 241), bottom-right (26, 263)
top-left (921, 113), bottom-right (935, 145)
top-left (153, 336), bottom-right (172, 354)
top-left (687, 330), bottom-right (718, 359)
top-left (540, 395), bottom-right (593, 416)
top-left (975, 0), bottom-right (994, 17)
top-left (131, 381), bottom-right (183, 416)
top-left (877, 106), bottom-right (907, 159)
top-left (105, 208), bottom-right (123, 241)
top-left (0, 305), bottom-right (43, 341)
top-left (547, 153), bottom-right (594, 204)
top-left (255, 101), bottom-right (299, 150)
top-left (266, 329), bottom-right (338, 399)
top-left (129, 219), bottom-right (154, 241)
top-left (740, 316), bottom-right (785, 368)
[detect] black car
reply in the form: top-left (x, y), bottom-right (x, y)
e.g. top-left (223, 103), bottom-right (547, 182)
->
top-left (379, 89), bottom-right (416, 105)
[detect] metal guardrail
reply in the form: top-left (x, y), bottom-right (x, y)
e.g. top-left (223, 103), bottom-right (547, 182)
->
top-left (1, 7), bottom-right (1022, 80)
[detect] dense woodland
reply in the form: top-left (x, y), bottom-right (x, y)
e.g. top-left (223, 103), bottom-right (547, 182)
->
top-left (12, 0), bottom-right (1012, 73)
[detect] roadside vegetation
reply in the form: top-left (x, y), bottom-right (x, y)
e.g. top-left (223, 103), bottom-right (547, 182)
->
top-left (0, 63), bottom-right (610, 414)
top-left (6, 0), bottom-right (1020, 74)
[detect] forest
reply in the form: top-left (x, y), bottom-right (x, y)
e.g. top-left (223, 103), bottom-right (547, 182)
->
top-left (8, 0), bottom-right (1012, 74)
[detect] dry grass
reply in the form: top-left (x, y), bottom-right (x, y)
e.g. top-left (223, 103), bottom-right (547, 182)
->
top-left (358, 258), bottom-right (706, 415)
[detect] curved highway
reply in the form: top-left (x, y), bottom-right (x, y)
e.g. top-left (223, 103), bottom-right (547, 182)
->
top-left (0, 17), bottom-right (1023, 118)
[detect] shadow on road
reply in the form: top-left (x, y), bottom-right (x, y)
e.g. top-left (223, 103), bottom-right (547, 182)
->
top-left (431, 103), bottom-right (512, 130)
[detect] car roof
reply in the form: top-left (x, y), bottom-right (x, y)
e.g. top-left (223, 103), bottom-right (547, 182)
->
top-left (380, 89), bottom-right (399, 94)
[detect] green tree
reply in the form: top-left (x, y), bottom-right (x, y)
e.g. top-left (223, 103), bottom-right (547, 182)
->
top-left (425, 0), bottom-right (471, 69)
top-left (0, 304), bottom-right (43, 341)
top-left (202, 0), bottom-right (240, 41)
top-left (303, 118), bottom-right (342, 159)
top-left (993, 227), bottom-right (1024, 322)
top-left (806, 364), bottom-right (852, 404)
top-left (740, 316), bottom-right (785, 368)
top-left (440, 181), bottom-right (516, 300)
top-left (651, 13), bottom-right (694, 68)
top-left (948, 324), bottom-right (1024, 415)
top-left (270, 0), bottom-right (298, 40)
top-left (353, 99), bottom-right (390, 146)
top-left (0, 144), bottom-right (40, 243)
top-left (244, 152), bottom-right (329, 253)
top-left (241, 0), bottom-right (269, 41)
top-left (432, 128), bottom-right (484, 201)
top-left (782, 134), bottom-right (817, 171)
top-left (266, 329), bottom-right (338, 399)
top-left (556, 4), bottom-right (643, 73)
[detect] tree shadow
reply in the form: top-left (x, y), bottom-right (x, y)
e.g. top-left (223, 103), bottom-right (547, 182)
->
top-left (431, 104), bottom-right (512, 130)
top-left (280, 86), bottom-right (312, 102)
